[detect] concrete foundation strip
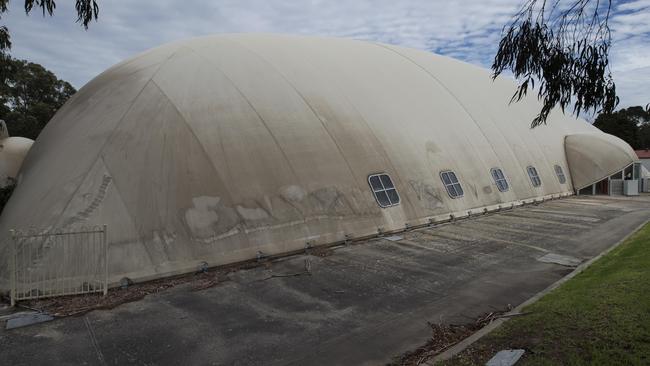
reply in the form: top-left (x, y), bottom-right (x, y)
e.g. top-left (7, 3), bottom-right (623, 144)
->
top-left (426, 219), bottom-right (650, 365)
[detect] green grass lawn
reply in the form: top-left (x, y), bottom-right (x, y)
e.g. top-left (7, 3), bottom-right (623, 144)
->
top-left (442, 222), bottom-right (650, 365)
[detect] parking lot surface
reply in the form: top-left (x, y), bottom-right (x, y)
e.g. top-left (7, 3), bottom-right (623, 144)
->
top-left (1, 195), bottom-right (649, 366)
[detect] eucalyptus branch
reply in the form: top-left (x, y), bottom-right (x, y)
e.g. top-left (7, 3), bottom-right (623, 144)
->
top-left (493, 0), bottom-right (616, 127)
top-left (1, 1), bottom-right (99, 55)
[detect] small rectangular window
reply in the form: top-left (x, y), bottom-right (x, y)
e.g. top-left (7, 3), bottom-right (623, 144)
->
top-left (554, 165), bottom-right (566, 184)
top-left (490, 168), bottom-right (509, 192)
top-left (440, 170), bottom-right (464, 198)
top-left (527, 166), bottom-right (541, 187)
top-left (368, 173), bottom-right (400, 208)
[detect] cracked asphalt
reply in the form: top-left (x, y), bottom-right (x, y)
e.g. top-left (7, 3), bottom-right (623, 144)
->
top-left (1, 195), bottom-right (649, 366)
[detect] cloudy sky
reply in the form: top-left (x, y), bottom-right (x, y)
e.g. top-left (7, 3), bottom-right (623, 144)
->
top-left (2, 0), bottom-right (649, 110)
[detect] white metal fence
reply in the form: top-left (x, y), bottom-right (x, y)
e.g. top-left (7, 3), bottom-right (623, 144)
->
top-left (10, 225), bottom-right (108, 306)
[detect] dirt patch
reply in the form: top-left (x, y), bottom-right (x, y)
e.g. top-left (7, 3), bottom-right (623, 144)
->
top-left (306, 245), bottom-right (336, 257)
top-left (10, 250), bottom-right (333, 317)
top-left (393, 306), bottom-right (515, 365)
top-left (16, 270), bottom-right (231, 317)
top-left (3, 247), bottom-right (338, 318)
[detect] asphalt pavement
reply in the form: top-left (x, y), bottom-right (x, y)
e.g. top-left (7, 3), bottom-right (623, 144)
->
top-left (1, 195), bottom-right (648, 366)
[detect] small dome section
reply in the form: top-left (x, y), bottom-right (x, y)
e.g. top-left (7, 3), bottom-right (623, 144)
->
top-left (0, 120), bottom-right (34, 187)
top-left (565, 133), bottom-right (637, 189)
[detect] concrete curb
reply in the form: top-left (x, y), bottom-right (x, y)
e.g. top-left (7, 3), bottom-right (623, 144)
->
top-left (426, 219), bottom-right (649, 365)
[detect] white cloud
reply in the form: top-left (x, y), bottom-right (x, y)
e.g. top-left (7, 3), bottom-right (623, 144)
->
top-left (617, 0), bottom-right (650, 12)
top-left (2, 0), bottom-right (648, 108)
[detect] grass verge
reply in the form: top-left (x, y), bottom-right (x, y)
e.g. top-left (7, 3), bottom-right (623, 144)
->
top-left (441, 222), bottom-right (650, 365)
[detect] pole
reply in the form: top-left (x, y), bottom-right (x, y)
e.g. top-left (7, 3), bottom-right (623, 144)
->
top-left (10, 229), bottom-right (16, 307)
top-left (102, 225), bottom-right (108, 296)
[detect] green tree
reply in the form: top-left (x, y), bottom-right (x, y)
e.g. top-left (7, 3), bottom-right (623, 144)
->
top-left (0, 56), bottom-right (76, 139)
top-left (632, 106), bottom-right (650, 149)
top-left (639, 124), bottom-right (650, 150)
top-left (593, 106), bottom-right (650, 150)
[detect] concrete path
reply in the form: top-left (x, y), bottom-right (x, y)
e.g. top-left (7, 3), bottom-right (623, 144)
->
top-left (1, 195), bottom-right (648, 366)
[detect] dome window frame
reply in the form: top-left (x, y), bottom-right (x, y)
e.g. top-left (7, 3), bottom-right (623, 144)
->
top-left (368, 173), bottom-right (400, 208)
top-left (440, 170), bottom-right (464, 198)
top-left (527, 166), bottom-right (542, 187)
top-left (490, 168), bottom-right (510, 192)
top-left (554, 164), bottom-right (567, 184)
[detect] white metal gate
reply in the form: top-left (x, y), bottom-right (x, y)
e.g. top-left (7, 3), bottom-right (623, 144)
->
top-left (10, 225), bottom-right (108, 306)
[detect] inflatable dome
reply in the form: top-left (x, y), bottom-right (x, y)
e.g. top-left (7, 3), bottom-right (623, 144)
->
top-left (0, 34), bottom-right (636, 290)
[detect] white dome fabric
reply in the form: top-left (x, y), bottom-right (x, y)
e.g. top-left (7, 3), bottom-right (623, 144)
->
top-left (0, 34), bottom-right (635, 288)
top-left (565, 133), bottom-right (637, 189)
top-left (0, 137), bottom-right (34, 186)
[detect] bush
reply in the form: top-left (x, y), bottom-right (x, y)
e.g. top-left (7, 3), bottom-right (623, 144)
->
top-left (0, 179), bottom-right (16, 214)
